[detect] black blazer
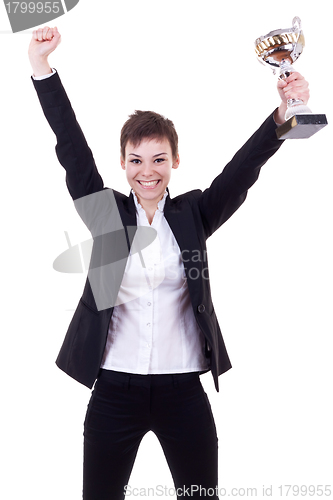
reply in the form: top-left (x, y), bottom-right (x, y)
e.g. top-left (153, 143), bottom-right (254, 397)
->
top-left (32, 72), bottom-right (284, 391)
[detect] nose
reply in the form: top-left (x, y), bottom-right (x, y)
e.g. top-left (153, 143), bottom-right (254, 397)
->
top-left (140, 162), bottom-right (155, 177)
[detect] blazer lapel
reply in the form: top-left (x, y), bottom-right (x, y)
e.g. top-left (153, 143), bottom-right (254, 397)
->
top-left (164, 191), bottom-right (204, 305)
top-left (119, 191), bottom-right (138, 250)
top-left (163, 190), bottom-right (199, 254)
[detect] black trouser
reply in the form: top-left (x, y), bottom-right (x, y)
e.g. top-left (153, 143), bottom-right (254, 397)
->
top-left (83, 370), bottom-right (219, 500)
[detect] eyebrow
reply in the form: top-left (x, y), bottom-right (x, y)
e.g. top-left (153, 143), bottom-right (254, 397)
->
top-left (128, 152), bottom-right (168, 158)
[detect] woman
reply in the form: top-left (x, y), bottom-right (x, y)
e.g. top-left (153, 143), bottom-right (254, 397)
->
top-left (28, 26), bottom-right (310, 500)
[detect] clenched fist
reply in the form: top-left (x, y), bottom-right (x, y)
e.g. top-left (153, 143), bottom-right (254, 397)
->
top-left (274, 71), bottom-right (310, 124)
top-left (28, 26), bottom-right (61, 77)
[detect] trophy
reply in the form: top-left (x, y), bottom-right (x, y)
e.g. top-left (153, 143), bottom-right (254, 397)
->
top-left (255, 16), bottom-right (327, 139)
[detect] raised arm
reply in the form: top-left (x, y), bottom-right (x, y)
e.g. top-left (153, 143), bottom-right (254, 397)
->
top-left (29, 27), bottom-right (104, 200)
top-left (197, 72), bottom-right (310, 238)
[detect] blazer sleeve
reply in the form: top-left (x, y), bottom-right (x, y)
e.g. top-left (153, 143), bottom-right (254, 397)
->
top-left (31, 71), bottom-right (104, 200)
top-left (197, 112), bottom-right (284, 238)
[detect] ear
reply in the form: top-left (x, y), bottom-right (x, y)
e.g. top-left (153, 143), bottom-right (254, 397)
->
top-left (172, 154), bottom-right (180, 169)
top-left (120, 156), bottom-right (126, 170)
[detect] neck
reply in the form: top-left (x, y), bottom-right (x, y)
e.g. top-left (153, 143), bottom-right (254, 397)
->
top-left (143, 206), bottom-right (155, 225)
top-left (134, 192), bottom-right (165, 225)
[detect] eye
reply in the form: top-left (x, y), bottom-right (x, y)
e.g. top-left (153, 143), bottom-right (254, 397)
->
top-left (130, 159), bottom-right (141, 164)
top-left (154, 158), bottom-right (166, 163)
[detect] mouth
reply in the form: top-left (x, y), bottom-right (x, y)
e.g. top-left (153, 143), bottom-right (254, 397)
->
top-left (137, 180), bottom-right (161, 188)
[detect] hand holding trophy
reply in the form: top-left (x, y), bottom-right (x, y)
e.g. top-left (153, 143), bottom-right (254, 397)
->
top-left (255, 16), bottom-right (328, 139)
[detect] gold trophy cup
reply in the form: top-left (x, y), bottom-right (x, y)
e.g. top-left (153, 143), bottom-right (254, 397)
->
top-left (255, 16), bottom-right (327, 139)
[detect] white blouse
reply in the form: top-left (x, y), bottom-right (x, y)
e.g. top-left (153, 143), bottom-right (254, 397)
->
top-left (101, 191), bottom-right (210, 374)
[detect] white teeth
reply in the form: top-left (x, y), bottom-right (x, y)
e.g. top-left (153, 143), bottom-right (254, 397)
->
top-left (139, 180), bottom-right (159, 186)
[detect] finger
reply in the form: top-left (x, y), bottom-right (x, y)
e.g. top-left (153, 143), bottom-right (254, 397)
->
top-left (277, 79), bottom-right (287, 89)
top-left (284, 81), bottom-right (309, 98)
top-left (42, 26), bottom-right (51, 40)
top-left (285, 89), bottom-right (310, 100)
top-left (284, 80), bottom-right (309, 92)
top-left (285, 72), bottom-right (305, 84)
top-left (285, 87), bottom-right (310, 103)
top-left (46, 27), bottom-right (54, 40)
top-left (36, 27), bottom-right (44, 41)
top-left (284, 75), bottom-right (308, 88)
top-left (51, 27), bottom-right (59, 39)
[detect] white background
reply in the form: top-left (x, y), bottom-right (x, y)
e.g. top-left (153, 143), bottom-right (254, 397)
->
top-left (0, 1), bottom-right (332, 498)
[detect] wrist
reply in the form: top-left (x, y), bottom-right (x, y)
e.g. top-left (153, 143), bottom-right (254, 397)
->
top-left (274, 102), bottom-right (287, 125)
top-left (29, 56), bottom-right (52, 77)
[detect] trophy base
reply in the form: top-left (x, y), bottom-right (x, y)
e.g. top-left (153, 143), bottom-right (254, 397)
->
top-left (276, 114), bottom-right (328, 140)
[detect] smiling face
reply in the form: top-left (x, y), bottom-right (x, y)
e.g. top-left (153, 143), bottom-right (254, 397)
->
top-left (121, 137), bottom-right (180, 212)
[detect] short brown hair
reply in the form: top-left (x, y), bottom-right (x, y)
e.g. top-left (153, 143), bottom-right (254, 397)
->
top-left (120, 110), bottom-right (178, 160)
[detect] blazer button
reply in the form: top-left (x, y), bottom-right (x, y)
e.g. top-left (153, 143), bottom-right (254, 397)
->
top-left (198, 304), bottom-right (205, 313)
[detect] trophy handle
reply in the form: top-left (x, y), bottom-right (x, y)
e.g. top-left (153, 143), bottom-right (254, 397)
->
top-left (292, 16), bottom-right (302, 32)
top-left (278, 59), bottom-right (312, 120)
